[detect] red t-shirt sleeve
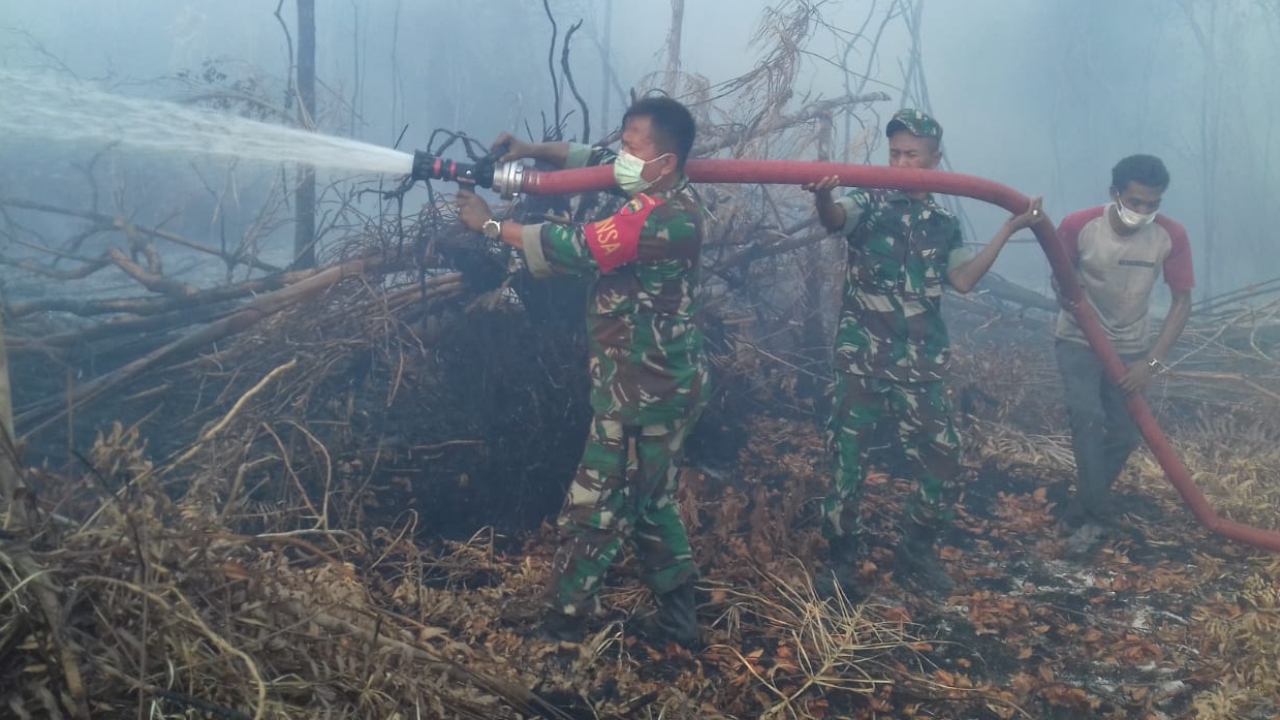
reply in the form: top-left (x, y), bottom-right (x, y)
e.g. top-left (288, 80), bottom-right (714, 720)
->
top-left (1056, 208), bottom-right (1095, 265)
top-left (1155, 216), bottom-right (1195, 292)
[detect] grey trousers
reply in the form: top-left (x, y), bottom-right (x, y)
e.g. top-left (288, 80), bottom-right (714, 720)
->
top-left (1054, 339), bottom-right (1147, 524)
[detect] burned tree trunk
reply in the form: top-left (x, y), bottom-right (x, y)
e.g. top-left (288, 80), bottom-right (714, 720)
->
top-left (294, 0), bottom-right (317, 269)
top-left (0, 299), bottom-right (91, 719)
top-left (0, 306), bottom-right (19, 529)
top-left (601, 0), bottom-right (613, 125)
top-left (797, 114), bottom-right (837, 395)
top-left (663, 0), bottom-right (685, 96)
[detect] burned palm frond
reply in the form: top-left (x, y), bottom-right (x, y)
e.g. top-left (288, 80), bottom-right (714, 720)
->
top-left (0, 448), bottom-right (585, 720)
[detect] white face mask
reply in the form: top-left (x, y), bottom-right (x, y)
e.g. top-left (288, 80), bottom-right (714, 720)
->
top-left (1114, 199), bottom-right (1157, 228)
top-left (614, 150), bottom-right (670, 195)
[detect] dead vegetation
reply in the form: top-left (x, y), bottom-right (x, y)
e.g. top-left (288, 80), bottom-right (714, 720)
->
top-left (5, 306), bottom-right (1280, 719)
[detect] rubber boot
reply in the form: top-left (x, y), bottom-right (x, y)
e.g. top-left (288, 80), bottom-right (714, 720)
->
top-left (894, 523), bottom-right (954, 596)
top-left (635, 581), bottom-right (698, 649)
top-left (814, 534), bottom-right (868, 604)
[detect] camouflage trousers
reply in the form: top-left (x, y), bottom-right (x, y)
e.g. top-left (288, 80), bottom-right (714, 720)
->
top-left (548, 414), bottom-right (699, 616)
top-left (824, 372), bottom-right (962, 538)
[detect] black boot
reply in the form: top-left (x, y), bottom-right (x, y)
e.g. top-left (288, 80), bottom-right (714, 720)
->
top-left (815, 533), bottom-right (868, 604)
top-left (539, 608), bottom-right (586, 643)
top-left (895, 523), bottom-right (954, 596)
top-left (635, 581), bottom-right (698, 649)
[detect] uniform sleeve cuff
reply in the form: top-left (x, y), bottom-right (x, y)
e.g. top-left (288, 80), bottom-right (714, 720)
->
top-left (835, 195), bottom-right (862, 236)
top-left (522, 224), bottom-right (553, 277)
top-left (565, 143), bottom-right (593, 169)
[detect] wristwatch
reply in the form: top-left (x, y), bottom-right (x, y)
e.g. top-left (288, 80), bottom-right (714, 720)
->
top-left (481, 218), bottom-right (502, 240)
top-left (1147, 356), bottom-right (1165, 372)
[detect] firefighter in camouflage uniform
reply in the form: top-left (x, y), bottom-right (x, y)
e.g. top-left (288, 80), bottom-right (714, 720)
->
top-left (456, 97), bottom-right (706, 646)
top-left (804, 109), bottom-right (1043, 597)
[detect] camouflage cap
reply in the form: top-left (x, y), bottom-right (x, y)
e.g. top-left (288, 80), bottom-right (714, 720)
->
top-left (886, 109), bottom-right (942, 142)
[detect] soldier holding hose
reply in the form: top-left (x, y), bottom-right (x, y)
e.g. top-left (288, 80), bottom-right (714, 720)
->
top-left (455, 96), bottom-right (706, 647)
top-left (804, 109), bottom-right (1042, 598)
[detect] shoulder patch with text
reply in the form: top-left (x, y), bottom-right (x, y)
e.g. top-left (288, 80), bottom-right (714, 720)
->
top-left (584, 194), bottom-right (664, 273)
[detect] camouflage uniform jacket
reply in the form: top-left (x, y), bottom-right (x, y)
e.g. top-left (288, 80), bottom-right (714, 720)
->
top-left (832, 188), bottom-right (972, 383)
top-left (519, 143), bottom-right (709, 425)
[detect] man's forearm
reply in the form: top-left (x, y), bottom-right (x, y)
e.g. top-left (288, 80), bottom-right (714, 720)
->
top-left (1147, 291), bottom-right (1192, 363)
top-left (816, 194), bottom-right (846, 233)
top-left (526, 141), bottom-right (572, 168)
top-left (498, 221), bottom-right (526, 250)
top-left (947, 225), bottom-right (1015, 294)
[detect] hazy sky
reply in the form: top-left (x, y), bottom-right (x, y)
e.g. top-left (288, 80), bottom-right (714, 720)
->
top-left (2, 0), bottom-right (1276, 299)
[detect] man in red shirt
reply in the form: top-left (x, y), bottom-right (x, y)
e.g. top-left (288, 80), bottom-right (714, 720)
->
top-left (1053, 154), bottom-right (1194, 553)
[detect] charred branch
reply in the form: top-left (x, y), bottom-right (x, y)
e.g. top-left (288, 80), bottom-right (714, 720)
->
top-left (0, 198), bottom-right (282, 274)
top-left (695, 92), bottom-right (891, 157)
top-left (15, 252), bottom-right (389, 436)
top-left (560, 21), bottom-right (591, 144)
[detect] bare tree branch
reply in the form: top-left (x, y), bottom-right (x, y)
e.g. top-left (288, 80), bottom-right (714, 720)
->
top-left (0, 198), bottom-right (282, 274)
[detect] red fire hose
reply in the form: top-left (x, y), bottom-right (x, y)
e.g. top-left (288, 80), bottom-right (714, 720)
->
top-left (511, 159), bottom-right (1280, 553)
